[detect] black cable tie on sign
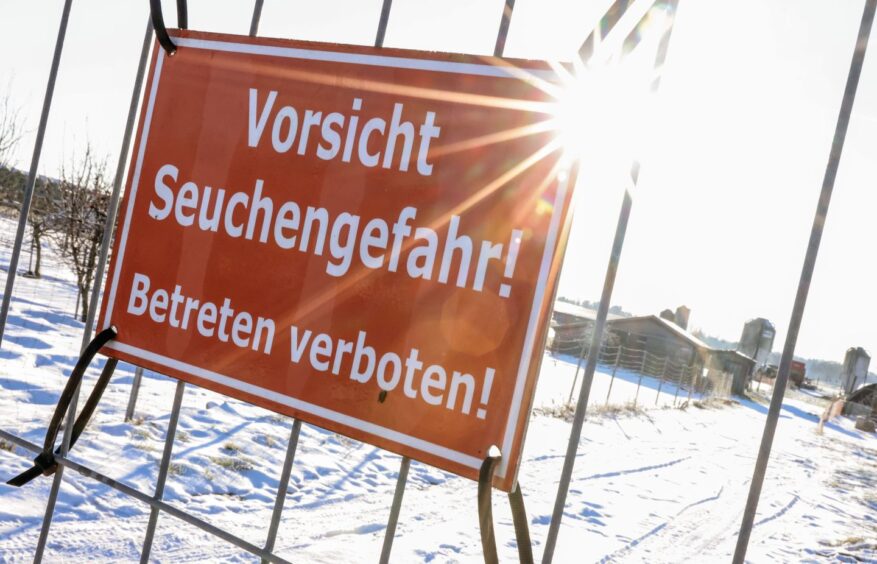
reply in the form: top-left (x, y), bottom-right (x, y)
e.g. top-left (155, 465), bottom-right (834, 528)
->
top-left (7, 327), bottom-right (118, 487)
top-left (150, 0), bottom-right (189, 56)
top-left (477, 446), bottom-right (534, 564)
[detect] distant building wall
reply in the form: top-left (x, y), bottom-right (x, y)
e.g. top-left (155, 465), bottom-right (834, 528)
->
top-left (608, 317), bottom-right (703, 367)
top-left (708, 350), bottom-right (756, 395)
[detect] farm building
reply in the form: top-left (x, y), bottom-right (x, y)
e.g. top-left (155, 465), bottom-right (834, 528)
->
top-left (549, 301), bottom-right (621, 354)
top-left (551, 304), bottom-right (757, 396)
top-left (606, 314), bottom-right (712, 368)
top-left (708, 350), bottom-right (756, 395)
top-left (843, 383), bottom-right (877, 419)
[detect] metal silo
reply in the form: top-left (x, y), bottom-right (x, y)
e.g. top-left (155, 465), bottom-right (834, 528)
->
top-left (738, 318), bottom-right (775, 367)
top-left (842, 347), bottom-right (870, 395)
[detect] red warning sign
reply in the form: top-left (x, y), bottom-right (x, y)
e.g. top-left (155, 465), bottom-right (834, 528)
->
top-left (100, 30), bottom-right (575, 490)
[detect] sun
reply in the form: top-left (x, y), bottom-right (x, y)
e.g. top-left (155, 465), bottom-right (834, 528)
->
top-left (549, 55), bottom-right (657, 172)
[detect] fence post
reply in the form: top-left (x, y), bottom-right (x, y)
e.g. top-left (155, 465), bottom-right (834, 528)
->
top-left (671, 363), bottom-right (682, 406)
top-left (379, 456), bottom-right (411, 563)
top-left (262, 419), bottom-right (302, 563)
top-left (605, 346), bottom-right (621, 405)
top-left (0, 0), bottom-right (73, 353)
top-left (542, 3), bottom-right (681, 556)
top-left (686, 363), bottom-right (695, 404)
top-left (655, 358), bottom-right (667, 406)
top-left (41, 14), bottom-right (154, 556)
top-left (126, 366), bottom-right (144, 421)
top-left (375, 0), bottom-right (393, 48)
top-left (249, 0), bottom-right (264, 36)
top-left (733, 2), bottom-right (876, 560)
top-left (633, 351), bottom-right (646, 406)
top-left (18, 3), bottom-right (75, 560)
top-left (568, 337), bottom-right (589, 405)
top-left (140, 380), bottom-right (186, 562)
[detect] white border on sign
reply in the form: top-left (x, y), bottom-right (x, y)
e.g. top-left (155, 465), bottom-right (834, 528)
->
top-left (102, 40), bottom-right (569, 478)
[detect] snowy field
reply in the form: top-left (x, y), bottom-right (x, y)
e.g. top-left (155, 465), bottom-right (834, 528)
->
top-left (0, 215), bottom-right (875, 563)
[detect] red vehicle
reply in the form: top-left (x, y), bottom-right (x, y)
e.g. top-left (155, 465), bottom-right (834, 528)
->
top-left (790, 360), bottom-right (807, 387)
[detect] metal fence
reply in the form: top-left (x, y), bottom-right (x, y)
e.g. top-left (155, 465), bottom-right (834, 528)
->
top-left (550, 335), bottom-right (734, 407)
top-left (0, 0), bottom-right (874, 563)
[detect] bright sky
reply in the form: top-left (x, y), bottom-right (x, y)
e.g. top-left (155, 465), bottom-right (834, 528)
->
top-left (0, 0), bottom-right (874, 362)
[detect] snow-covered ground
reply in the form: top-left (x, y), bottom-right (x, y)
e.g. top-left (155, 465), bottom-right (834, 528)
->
top-left (0, 215), bottom-right (875, 563)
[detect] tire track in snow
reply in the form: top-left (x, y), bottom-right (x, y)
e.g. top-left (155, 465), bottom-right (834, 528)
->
top-left (597, 486), bottom-right (725, 563)
top-left (581, 456), bottom-right (691, 482)
top-left (753, 494), bottom-right (799, 527)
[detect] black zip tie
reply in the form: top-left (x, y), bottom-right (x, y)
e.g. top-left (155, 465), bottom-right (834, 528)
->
top-left (476, 447), bottom-right (534, 564)
top-left (149, 0), bottom-right (189, 56)
top-left (7, 327), bottom-right (118, 487)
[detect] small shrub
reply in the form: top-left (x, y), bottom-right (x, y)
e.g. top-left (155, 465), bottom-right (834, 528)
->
top-left (131, 427), bottom-right (152, 441)
top-left (534, 401), bottom-right (644, 422)
top-left (590, 402), bottom-right (644, 418)
top-left (210, 455), bottom-right (254, 473)
top-left (692, 398), bottom-right (738, 410)
top-left (168, 462), bottom-right (187, 476)
top-left (254, 434), bottom-right (276, 448)
top-left (221, 442), bottom-right (240, 454)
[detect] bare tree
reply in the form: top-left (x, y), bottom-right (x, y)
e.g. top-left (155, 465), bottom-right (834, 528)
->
top-left (25, 176), bottom-right (62, 278)
top-left (0, 89), bottom-right (22, 168)
top-left (51, 145), bottom-right (110, 321)
top-left (0, 88), bottom-right (24, 205)
top-left (0, 87), bottom-right (59, 279)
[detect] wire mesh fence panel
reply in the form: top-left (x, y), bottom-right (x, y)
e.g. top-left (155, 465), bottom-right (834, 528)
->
top-left (1, 1), bottom-right (872, 563)
top-left (546, 322), bottom-right (744, 411)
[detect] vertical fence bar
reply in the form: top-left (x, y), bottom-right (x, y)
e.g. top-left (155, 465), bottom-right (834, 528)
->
top-left (369, 3), bottom-right (412, 560)
top-left (672, 364), bottom-right (681, 406)
top-left (374, 0), bottom-right (393, 48)
top-left (605, 346), bottom-right (621, 405)
top-left (0, 0), bottom-right (73, 351)
top-left (262, 419), bottom-right (302, 563)
top-left (243, 5), bottom-right (303, 562)
top-left (126, 366), bottom-right (145, 421)
top-left (732, 2), bottom-right (876, 560)
top-left (493, 0), bottom-right (515, 57)
top-left (686, 364), bottom-right (695, 404)
top-left (379, 456), bottom-right (411, 564)
top-left (21, 3), bottom-right (73, 561)
top-left (543, 2), bottom-right (682, 549)
top-left (141, 380), bottom-right (186, 563)
top-left (102, 14), bottom-right (153, 420)
top-left (249, 0), bottom-right (265, 37)
top-left (655, 358), bottom-right (667, 405)
top-left (44, 6), bottom-right (150, 539)
top-left (543, 184), bottom-right (634, 562)
top-left (633, 352), bottom-right (646, 406)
